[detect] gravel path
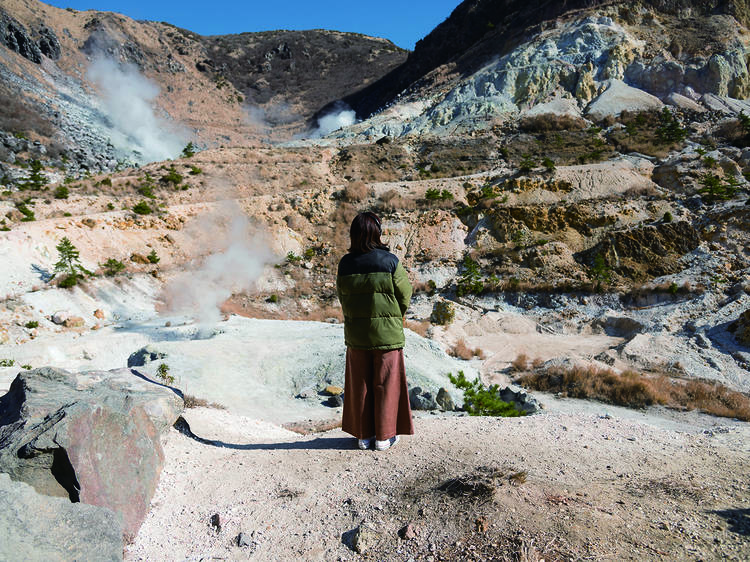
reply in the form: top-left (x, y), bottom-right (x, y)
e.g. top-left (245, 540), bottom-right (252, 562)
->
top-left (126, 406), bottom-right (750, 561)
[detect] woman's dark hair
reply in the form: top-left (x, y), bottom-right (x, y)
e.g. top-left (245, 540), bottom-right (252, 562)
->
top-left (348, 212), bottom-right (389, 253)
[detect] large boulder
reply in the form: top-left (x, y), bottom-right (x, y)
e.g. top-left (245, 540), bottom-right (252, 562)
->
top-left (0, 473), bottom-right (122, 561)
top-left (586, 80), bottom-right (663, 121)
top-left (0, 367), bottom-right (183, 537)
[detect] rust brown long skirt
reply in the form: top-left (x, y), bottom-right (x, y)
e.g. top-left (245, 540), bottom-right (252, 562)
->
top-left (342, 347), bottom-right (415, 441)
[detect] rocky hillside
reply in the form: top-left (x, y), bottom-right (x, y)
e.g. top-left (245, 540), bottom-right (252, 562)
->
top-left (0, 0), bottom-right (405, 173)
top-left (340, 0), bottom-right (750, 137)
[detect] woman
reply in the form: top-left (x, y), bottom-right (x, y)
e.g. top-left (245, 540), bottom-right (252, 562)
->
top-left (337, 212), bottom-right (414, 451)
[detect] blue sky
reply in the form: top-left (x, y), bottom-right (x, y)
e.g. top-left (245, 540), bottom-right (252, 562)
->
top-left (45, 1), bottom-right (463, 49)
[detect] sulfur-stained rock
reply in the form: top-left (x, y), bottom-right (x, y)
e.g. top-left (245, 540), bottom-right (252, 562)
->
top-left (63, 316), bottom-right (85, 328)
top-left (130, 253), bottom-right (150, 264)
top-left (575, 221), bottom-right (700, 281)
top-left (0, 367), bottom-right (183, 537)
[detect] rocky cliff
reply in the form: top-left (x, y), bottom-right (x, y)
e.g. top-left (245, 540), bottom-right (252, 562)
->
top-left (344, 0), bottom-right (750, 119)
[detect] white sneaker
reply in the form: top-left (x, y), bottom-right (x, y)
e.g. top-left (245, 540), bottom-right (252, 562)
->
top-left (375, 436), bottom-right (399, 451)
top-left (357, 436), bottom-right (375, 450)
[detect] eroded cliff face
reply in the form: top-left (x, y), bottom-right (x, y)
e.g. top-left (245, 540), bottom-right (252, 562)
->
top-left (344, 0), bottom-right (750, 118)
top-left (337, 6), bottom-right (750, 140)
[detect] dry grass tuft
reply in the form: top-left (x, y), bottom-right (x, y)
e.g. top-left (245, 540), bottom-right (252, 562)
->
top-left (378, 189), bottom-right (417, 211)
top-left (510, 353), bottom-right (529, 372)
top-left (294, 306), bottom-right (344, 323)
top-left (405, 319), bottom-right (431, 338)
top-left (183, 395), bottom-right (227, 409)
top-left (449, 338), bottom-right (486, 360)
top-left (518, 365), bottom-right (750, 420)
top-left (519, 113), bottom-right (588, 133)
top-left (509, 470), bottom-right (528, 485)
top-left (342, 181), bottom-right (369, 202)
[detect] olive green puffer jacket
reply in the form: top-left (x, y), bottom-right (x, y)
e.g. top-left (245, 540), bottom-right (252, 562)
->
top-left (337, 249), bottom-right (413, 350)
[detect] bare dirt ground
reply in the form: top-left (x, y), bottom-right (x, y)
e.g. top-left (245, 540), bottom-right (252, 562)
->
top-left (126, 405), bottom-right (750, 561)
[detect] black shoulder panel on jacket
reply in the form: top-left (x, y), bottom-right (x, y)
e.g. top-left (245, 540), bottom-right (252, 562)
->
top-left (338, 249), bottom-right (399, 276)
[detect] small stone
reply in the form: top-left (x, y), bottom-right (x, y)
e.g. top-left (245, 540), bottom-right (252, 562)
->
top-left (325, 385), bottom-right (344, 396)
top-left (130, 253), bottom-right (150, 264)
top-left (210, 513), bottom-right (221, 531)
top-left (399, 523), bottom-right (417, 540)
top-left (63, 316), bottom-right (85, 328)
top-left (93, 309), bottom-right (105, 320)
top-left (51, 311), bottom-right (70, 325)
top-left (351, 522), bottom-right (380, 554)
top-left (436, 388), bottom-right (455, 411)
top-left (237, 532), bottom-right (252, 547)
top-left (326, 394), bottom-right (344, 408)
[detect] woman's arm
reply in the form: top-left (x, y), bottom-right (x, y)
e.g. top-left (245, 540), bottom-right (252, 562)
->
top-left (393, 262), bottom-right (413, 317)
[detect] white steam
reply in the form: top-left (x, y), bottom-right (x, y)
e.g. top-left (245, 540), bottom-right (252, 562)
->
top-left (310, 101), bottom-right (358, 138)
top-left (159, 202), bottom-right (272, 325)
top-left (88, 57), bottom-right (185, 163)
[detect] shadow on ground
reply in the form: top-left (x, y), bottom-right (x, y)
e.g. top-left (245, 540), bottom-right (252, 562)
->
top-left (174, 416), bottom-right (355, 450)
top-left (712, 508), bottom-right (750, 536)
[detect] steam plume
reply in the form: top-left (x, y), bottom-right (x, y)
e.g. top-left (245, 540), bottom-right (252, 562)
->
top-left (309, 101), bottom-right (358, 138)
top-left (88, 57), bottom-right (185, 163)
top-left (160, 200), bottom-right (273, 325)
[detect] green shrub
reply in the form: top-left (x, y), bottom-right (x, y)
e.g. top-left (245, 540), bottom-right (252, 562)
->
top-left (54, 185), bottom-right (69, 199)
top-left (286, 252), bottom-right (302, 263)
top-left (16, 202), bottom-right (35, 222)
top-left (268, 294), bottom-right (279, 303)
top-left (19, 160), bottom-right (47, 190)
top-left (590, 254), bottom-right (611, 291)
top-left (100, 177), bottom-right (112, 187)
top-left (156, 363), bottom-right (174, 385)
top-left (101, 258), bottom-right (126, 276)
top-left (189, 165), bottom-right (202, 175)
top-left (132, 201), bottom-right (152, 215)
top-left (24, 321), bottom-right (38, 329)
top-left (147, 250), bottom-right (160, 264)
top-left (425, 188), bottom-right (454, 201)
top-left (430, 300), bottom-right (455, 325)
top-left (161, 167), bottom-right (183, 186)
top-left (448, 371), bottom-right (525, 417)
top-left (698, 173), bottom-right (741, 202)
top-left (21, 364), bottom-right (32, 370)
top-left (53, 237), bottom-right (91, 286)
top-left (138, 184), bottom-right (155, 198)
top-left (0, 359), bottom-right (15, 367)
top-left (456, 256), bottom-right (483, 297)
top-left (181, 142), bottom-right (196, 158)
top-left (663, 211), bottom-right (673, 223)
top-left (58, 274), bottom-right (79, 288)
top-left (656, 107), bottom-right (687, 143)
top-left (542, 157), bottom-right (556, 172)
top-left (518, 156), bottom-right (536, 174)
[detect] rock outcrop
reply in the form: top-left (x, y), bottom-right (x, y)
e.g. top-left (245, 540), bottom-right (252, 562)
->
top-left (731, 309), bottom-right (750, 346)
top-left (575, 221), bottom-right (701, 281)
top-left (0, 367), bottom-right (183, 537)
